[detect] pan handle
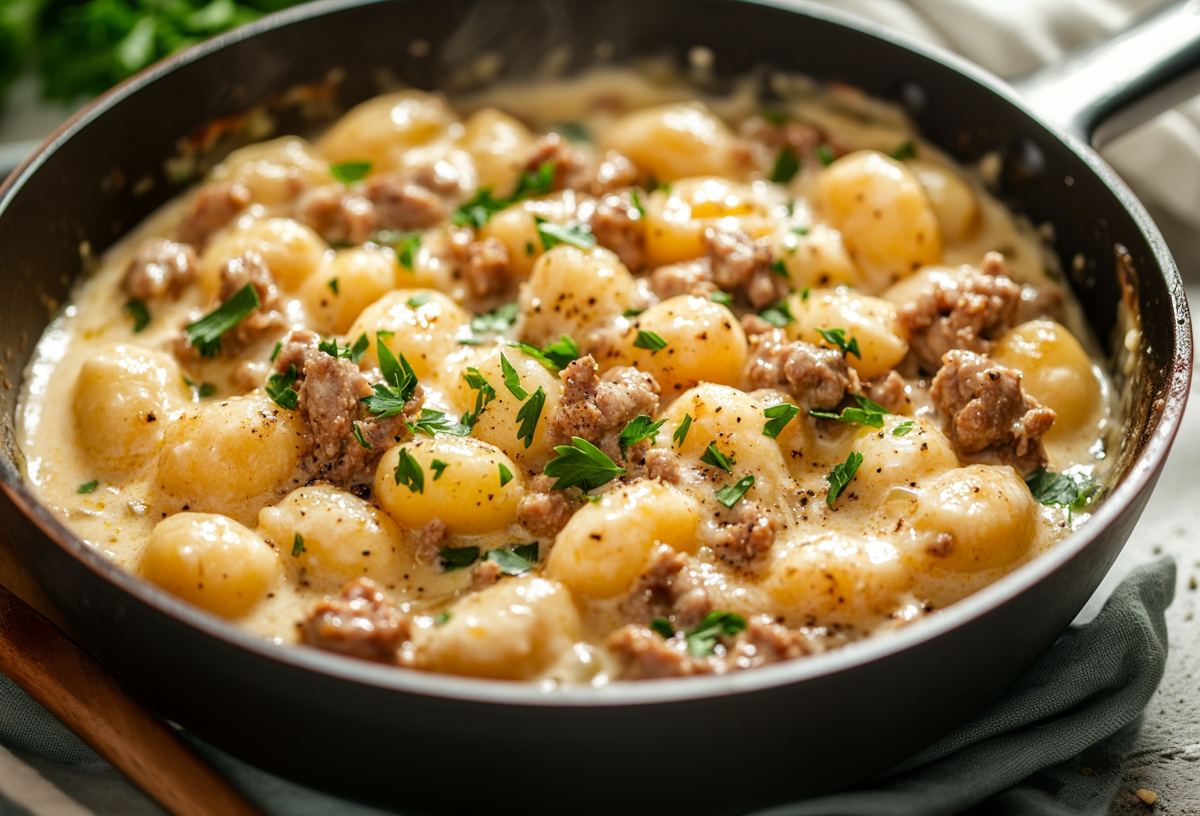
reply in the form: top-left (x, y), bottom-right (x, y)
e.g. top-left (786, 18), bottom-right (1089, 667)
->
top-left (1013, 0), bottom-right (1200, 147)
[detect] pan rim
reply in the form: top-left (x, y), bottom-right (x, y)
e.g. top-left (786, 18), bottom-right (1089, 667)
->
top-left (0, 0), bottom-right (1191, 708)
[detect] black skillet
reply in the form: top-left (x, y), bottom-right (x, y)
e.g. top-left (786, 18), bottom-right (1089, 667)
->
top-left (0, 1), bottom-right (1192, 814)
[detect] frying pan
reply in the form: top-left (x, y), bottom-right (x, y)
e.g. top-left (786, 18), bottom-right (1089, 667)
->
top-left (0, 1), bottom-right (1192, 814)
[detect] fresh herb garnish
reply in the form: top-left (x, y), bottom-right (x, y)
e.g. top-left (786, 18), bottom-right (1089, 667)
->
top-left (183, 377), bottom-right (216, 399)
top-left (470, 302), bottom-right (520, 334)
top-left (650, 617), bottom-right (676, 639)
top-left (715, 475), bottom-right (755, 509)
top-left (762, 403), bottom-right (801, 438)
top-left (330, 160), bottom-right (372, 184)
top-left (435, 611), bottom-right (451, 625)
top-left (397, 234), bottom-right (420, 271)
top-left (185, 283), bottom-right (260, 357)
top-left (673, 414), bottom-right (693, 447)
top-left (292, 534), bottom-right (305, 556)
top-left (686, 611), bottom-right (747, 657)
top-left (352, 423), bottom-right (371, 449)
top-left (498, 462), bottom-right (514, 487)
top-left (265, 364), bottom-right (300, 410)
top-left (826, 451), bottom-right (863, 507)
top-left (406, 409), bottom-right (471, 438)
top-left (769, 258), bottom-right (789, 278)
top-left (758, 299), bottom-right (795, 328)
top-left (438, 546), bottom-right (480, 572)
top-left (124, 299), bottom-right (150, 333)
top-left (710, 291), bottom-right (733, 308)
top-left (406, 292), bottom-right (431, 308)
top-left (816, 144), bottom-right (835, 167)
top-left (543, 437), bottom-right (627, 492)
top-left (700, 442), bottom-right (736, 473)
top-left (513, 542), bottom-right (539, 563)
top-left (810, 395), bottom-right (890, 429)
top-left (770, 145), bottom-right (800, 184)
top-left (535, 216), bottom-right (597, 251)
top-left (483, 547), bottom-right (533, 575)
top-left (814, 327), bottom-right (861, 359)
top-left (515, 386), bottom-right (546, 448)
top-left (327, 277), bottom-right (339, 295)
top-left (792, 226), bottom-right (810, 237)
top-left (890, 141), bottom-right (917, 161)
top-left (499, 352), bottom-right (529, 400)
top-left (892, 420), bottom-right (916, 436)
top-left (77, 480), bottom-right (99, 494)
top-left (617, 415), bottom-right (667, 460)
top-left (452, 161), bottom-right (556, 229)
top-left (360, 336), bottom-right (419, 418)
top-left (349, 333), bottom-right (369, 364)
top-left (393, 449), bottom-right (425, 494)
top-left (1025, 469), bottom-right (1096, 517)
top-left (270, 341), bottom-right (282, 362)
top-left (633, 330), bottom-right (668, 354)
top-left (430, 459), bottom-right (449, 480)
top-left (540, 335), bottom-right (580, 369)
top-left (461, 367), bottom-right (498, 427)
top-left (630, 189), bottom-right (645, 217)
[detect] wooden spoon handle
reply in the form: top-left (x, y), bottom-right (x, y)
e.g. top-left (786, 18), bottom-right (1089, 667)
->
top-left (0, 583), bottom-right (264, 816)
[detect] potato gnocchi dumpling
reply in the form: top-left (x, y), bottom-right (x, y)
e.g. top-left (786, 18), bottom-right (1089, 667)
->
top-left (20, 69), bottom-right (1111, 685)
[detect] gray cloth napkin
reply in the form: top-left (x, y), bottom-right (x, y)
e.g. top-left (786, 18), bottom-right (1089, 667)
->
top-left (0, 558), bottom-right (1175, 816)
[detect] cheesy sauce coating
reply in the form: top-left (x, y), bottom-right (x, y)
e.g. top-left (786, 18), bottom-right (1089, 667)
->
top-left (17, 69), bottom-right (1113, 684)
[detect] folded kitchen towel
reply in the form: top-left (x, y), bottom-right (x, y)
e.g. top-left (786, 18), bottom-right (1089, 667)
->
top-left (0, 558), bottom-right (1175, 816)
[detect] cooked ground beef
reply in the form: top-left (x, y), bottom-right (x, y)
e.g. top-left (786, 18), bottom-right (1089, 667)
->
top-left (618, 546), bottom-right (711, 630)
top-left (413, 518), bottom-right (448, 566)
top-left (586, 191), bottom-right (645, 271)
top-left (549, 356), bottom-right (660, 462)
top-left (648, 258), bottom-right (717, 301)
top-left (746, 329), bottom-right (857, 409)
top-left (864, 370), bottom-right (911, 414)
top-left (465, 236), bottom-right (513, 299)
top-left (518, 474), bottom-right (580, 536)
top-left (362, 174), bottom-right (446, 231)
top-left (704, 226), bottom-right (789, 310)
top-left (607, 625), bottom-right (712, 679)
top-left (472, 558), bottom-right (503, 591)
top-left (643, 448), bottom-right (682, 484)
top-left (123, 238), bottom-right (197, 300)
top-left (930, 348), bottom-right (1056, 472)
top-left (711, 501), bottom-right (777, 567)
top-left (525, 134), bottom-right (639, 196)
top-left (298, 187), bottom-right (375, 245)
top-left (301, 578), bottom-right (409, 663)
top-left (176, 181), bottom-right (251, 248)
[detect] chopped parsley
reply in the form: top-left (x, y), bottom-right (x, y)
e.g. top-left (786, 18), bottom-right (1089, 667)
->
top-left (649, 618), bottom-right (675, 639)
top-left (700, 442), bottom-right (736, 473)
top-left (715, 475), bottom-right (755, 509)
top-left (348, 333), bottom-right (369, 364)
top-left (630, 189), bottom-right (645, 217)
top-left (815, 327), bottom-right (861, 359)
top-left (430, 459), bottom-right (449, 480)
top-left (406, 292), bottom-right (431, 308)
top-left (515, 387), bottom-right (546, 448)
top-left (761, 403), bottom-right (801, 438)
top-left (710, 291), bottom-right (733, 308)
top-left (327, 277), bottom-right (339, 295)
top-left (185, 283), bottom-right (260, 358)
top-left (810, 394), bottom-right (890, 429)
top-left (330, 160), bottom-right (372, 184)
top-left (758, 299), bottom-right (795, 329)
top-left (543, 437), bottom-right (627, 492)
top-left (890, 141), bottom-right (917, 161)
top-left (673, 414), bottom-right (693, 447)
top-left (461, 367), bottom-right (498, 427)
top-left (360, 336), bottom-right (419, 418)
top-left (513, 542), bottom-right (539, 563)
top-left (623, 308), bottom-right (645, 318)
top-left (1025, 469), bottom-right (1096, 514)
top-left (352, 423), bottom-right (371, 449)
top-left (892, 420), bottom-right (916, 436)
top-left (393, 449), bottom-right (425, 494)
top-left (555, 122), bottom-right (589, 142)
top-left (270, 341), bottom-right (282, 362)
top-left (265, 365), bottom-right (300, 410)
top-left (453, 161), bottom-right (556, 229)
top-left (633, 330), bottom-right (668, 355)
top-left (769, 258), bottom-right (789, 278)
top-left (535, 216), bottom-right (597, 251)
top-left (617, 415), bottom-right (667, 459)
top-left (770, 145), bottom-right (800, 184)
top-left (435, 611), bottom-right (451, 625)
top-left (483, 547), bottom-right (533, 575)
top-left (471, 302), bottom-right (520, 334)
top-left (124, 299), bottom-right (150, 333)
top-left (292, 534), bottom-right (305, 557)
top-left (686, 611), bottom-right (747, 657)
top-left (499, 352), bottom-right (529, 400)
top-left (318, 334), bottom-right (369, 365)
top-left (438, 546), bottom-right (480, 572)
top-left (507, 336), bottom-right (581, 371)
top-left (183, 377), bottom-right (216, 399)
top-left (816, 144), bottom-right (835, 167)
top-left (498, 462), bottom-right (514, 487)
top-left (397, 234), bottom-right (420, 271)
top-left (406, 409), bottom-right (471, 438)
top-left (826, 451), bottom-right (863, 507)
top-left (791, 225), bottom-right (810, 237)
top-left (77, 480), bottom-right (99, 494)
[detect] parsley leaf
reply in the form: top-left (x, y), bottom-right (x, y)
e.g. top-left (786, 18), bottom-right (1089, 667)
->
top-left (890, 141), bottom-right (917, 161)
top-left (810, 395), bottom-right (889, 429)
top-left (543, 437), bottom-right (627, 492)
top-left (352, 423), bottom-right (371, 449)
top-left (398, 234), bottom-right (420, 271)
top-left (270, 341), bottom-right (282, 362)
top-left (406, 409), bottom-right (471, 438)
top-left (461, 367), bottom-right (498, 427)
top-left (292, 534), bottom-right (306, 556)
top-left (770, 145), bottom-right (800, 184)
top-left (435, 611), bottom-right (451, 625)
top-left (483, 547), bottom-right (533, 575)
top-left (816, 144), bottom-right (835, 166)
top-left (617, 415), bottom-right (667, 459)
top-left (430, 459), bottom-right (449, 480)
top-left (758, 299), bottom-right (795, 328)
top-left (393, 449), bottom-right (425, 494)
top-left (471, 302), bottom-right (519, 334)
top-left (769, 258), bottom-right (789, 278)
top-left (183, 377), bottom-right (216, 399)
top-left (715, 475), bottom-right (755, 508)
top-left (826, 451), bottom-right (863, 507)
top-left (649, 618), bottom-right (675, 639)
top-left (630, 189), bottom-right (645, 217)
top-left (762, 403), bottom-right (801, 438)
top-left (361, 336), bottom-right (419, 418)
top-left (674, 414), bottom-right (694, 447)
top-left (710, 291), bottom-right (733, 308)
top-left (892, 420), bottom-right (916, 436)
top-left (700, 442), bottom-right (736, 473)
top-left (540, 335), bottom-right (580, 369)
top-left (515, 386), bottom-right (546, 449)
top-left (438, 546), bottom-right (480, 571)
top-left (185, 283), bottom-right (260, 357)
top-left (77, 480), bottom-right (99, 494)
top-left (1025, 469), bottom-right (1094, 510)
top-left (499, 352), bottom-right (529, 400)
top-left (633, 330), bottom-right (668, 354)
top-left (327, 277), bottom-right (339, 295)
top-left (535, 217), bottom-right (597, 251)
top-left (330, 160), bottom-right (372, 184)
top-left (513, 542), bottom-right (539, 562)
top-left (265, 364), bottom-right (301, 410)
top-left (407, 292), bottom-right (431, 308)
top-left (686, 611), bottom-right (747, 657)
top-left (124, 299), bottom-right (150, 333)
top-left (349, 333), bottom-right (369, 364)
top-left (498, 462), bottom-right (514, 487)
top-left (815, 327), bottom-right (861, 359)
top-left (452, 161), bottom-right (557, 229)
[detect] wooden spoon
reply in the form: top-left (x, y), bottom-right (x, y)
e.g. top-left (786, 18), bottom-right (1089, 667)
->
top-left (0, 582), bottom-right (264, 816)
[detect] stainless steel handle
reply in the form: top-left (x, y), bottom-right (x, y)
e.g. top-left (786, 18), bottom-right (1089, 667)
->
top-left (1013, 0), bottom-right (1200, 146)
